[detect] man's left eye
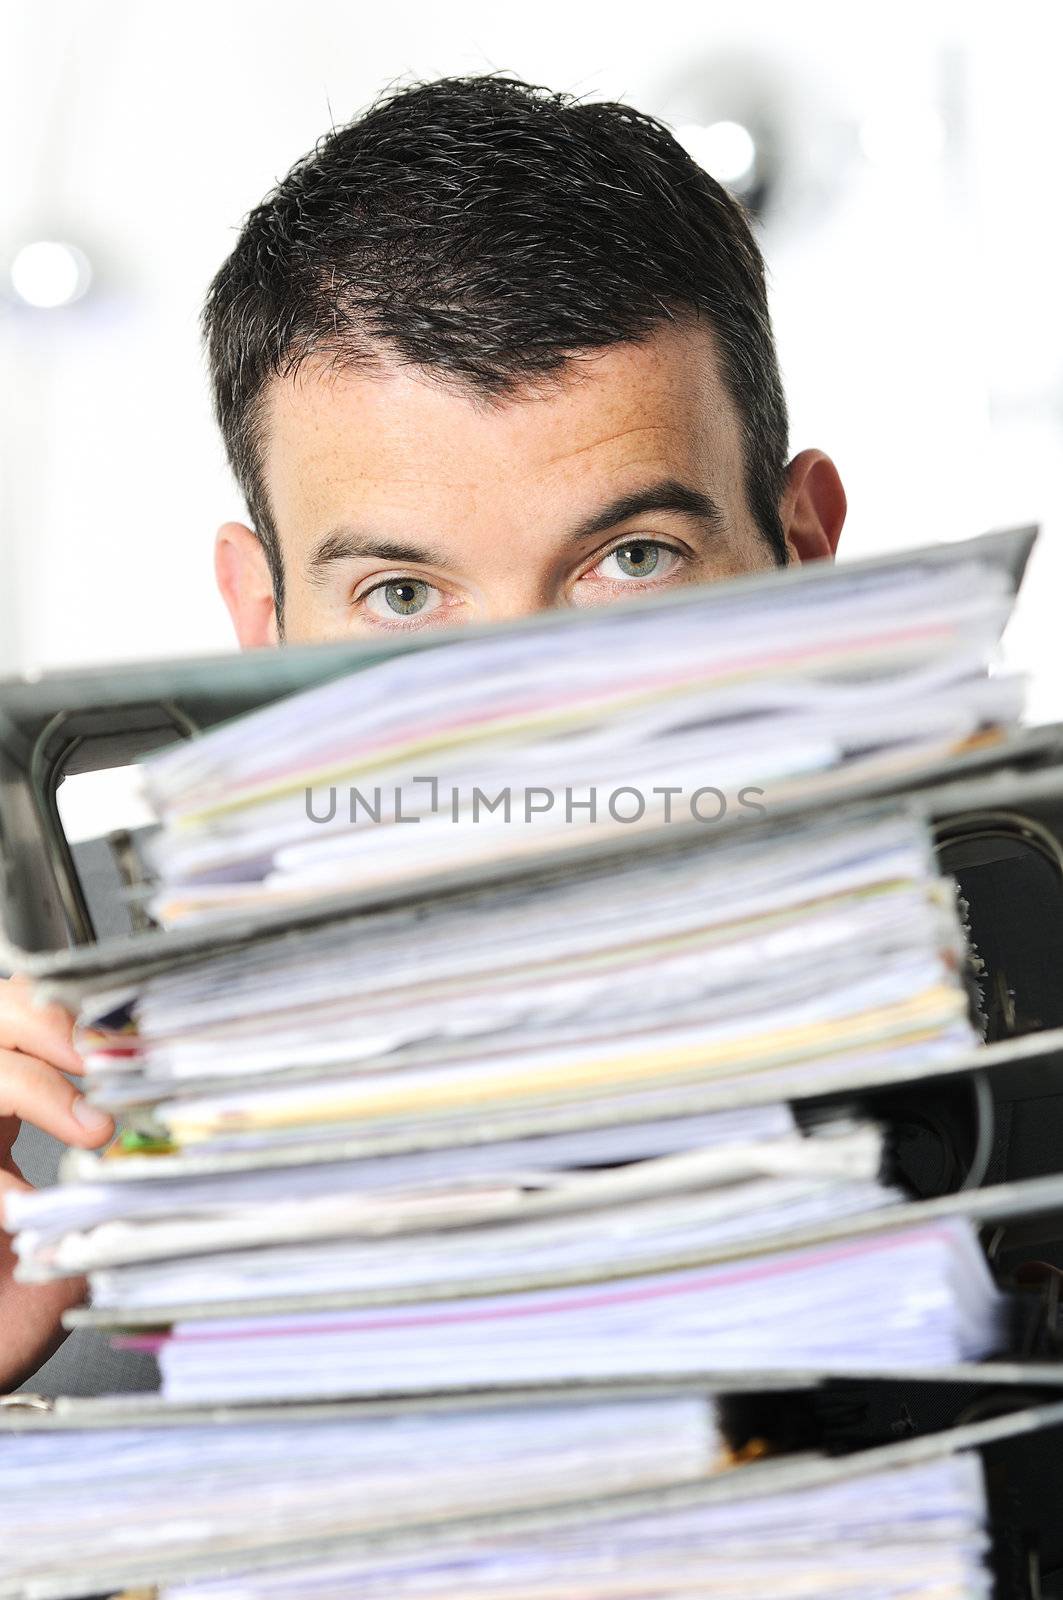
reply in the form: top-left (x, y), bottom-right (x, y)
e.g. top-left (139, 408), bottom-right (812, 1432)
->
top-left (594, 541), bottom-right (682, 582)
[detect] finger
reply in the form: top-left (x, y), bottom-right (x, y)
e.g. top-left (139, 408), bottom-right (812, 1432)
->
top-left (0, 978), bottom-right (84, 1075)
top-left (0, 1050), bottom-right (114, 1149)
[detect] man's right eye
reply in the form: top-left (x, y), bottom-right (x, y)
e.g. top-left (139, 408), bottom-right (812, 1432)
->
top-left (361, 578), bottom-right (440, 625)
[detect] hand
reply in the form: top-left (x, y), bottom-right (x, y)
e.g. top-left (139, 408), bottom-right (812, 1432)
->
top-left (0, 974), bottom-right (115, 1392)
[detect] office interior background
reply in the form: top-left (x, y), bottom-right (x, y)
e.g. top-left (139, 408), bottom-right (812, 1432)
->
top-left (2, 1), bottom-right (1060, 722)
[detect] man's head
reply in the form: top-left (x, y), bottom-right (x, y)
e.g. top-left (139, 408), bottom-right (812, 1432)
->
top-left (206, 75), bottom-right (845, 647)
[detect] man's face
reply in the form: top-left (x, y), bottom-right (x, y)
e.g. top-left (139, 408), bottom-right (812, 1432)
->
top-left (215, 321), bottom-right (845, 648)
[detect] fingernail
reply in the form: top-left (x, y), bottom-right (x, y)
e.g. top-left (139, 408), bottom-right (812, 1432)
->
top-left (72, 1097), bottom-right (113, 1133)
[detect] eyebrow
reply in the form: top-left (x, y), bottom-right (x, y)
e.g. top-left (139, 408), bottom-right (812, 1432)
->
top-left (565, 480), bottom-right (725, 546)
top-left (307, 530), bottom-right (451, 579)
top-left (306, 479), bottom-right (725, 579)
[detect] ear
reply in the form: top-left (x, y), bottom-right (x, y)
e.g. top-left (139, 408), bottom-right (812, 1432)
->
top-left (780, 450), bottom-right (847, 565)
top-left (214, 523), bottom-right (280, 649)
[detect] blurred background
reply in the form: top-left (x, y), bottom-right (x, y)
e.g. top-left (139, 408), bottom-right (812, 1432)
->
top-left (2, 0), bottom-right (1060, 714)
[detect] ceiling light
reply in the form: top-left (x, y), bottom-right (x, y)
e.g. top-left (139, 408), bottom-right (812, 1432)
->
top-left (677, 120), bottom-right (758, 188)
top-left (10, 240), bottom-right (92, 309)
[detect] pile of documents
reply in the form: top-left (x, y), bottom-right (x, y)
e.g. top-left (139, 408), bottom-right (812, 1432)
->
top-left (0, 1392), bottom-right (724, 1593)
top-left (113, 1219), bottom-right (1003, 1403)
top-left (135, 535), bottom-right (1025, 921)
top-left (152, 1450), bottom-right (997, 1600)
top-left (7, 806), bottom-right (1009, 1401)
top-left (1, 531), bottom-right (1051, 1598)
top-left (72, 808), bottom-right (983, 1151)
top-left (0, 1405), bottom-right (1009, 1600)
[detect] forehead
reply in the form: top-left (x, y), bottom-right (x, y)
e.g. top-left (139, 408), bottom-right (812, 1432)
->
top-left (259, 322), bottom-right (746, 532)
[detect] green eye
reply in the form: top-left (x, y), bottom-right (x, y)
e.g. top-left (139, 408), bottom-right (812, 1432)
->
top-left (613, 542), bottom-right (660, 577)
top-left (383, 580), bottom-right (429, 616)
top-left (362, 576), bottom-right (443, 627)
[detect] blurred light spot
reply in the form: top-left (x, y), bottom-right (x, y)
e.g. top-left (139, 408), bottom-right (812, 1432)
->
top-left (10, 241), bottom-right (92, 308)
top-left (858, 108), bottom-right (947, 169)
top-left (677, 120), bottom-right (758, 188)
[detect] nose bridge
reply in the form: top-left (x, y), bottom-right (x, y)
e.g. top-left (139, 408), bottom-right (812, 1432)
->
top-left (465, 492), bottom-right (565, 623)
top-left (478, 576), bottom-right (560, 623)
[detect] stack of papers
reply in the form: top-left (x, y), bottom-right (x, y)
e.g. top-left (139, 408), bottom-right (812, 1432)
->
top-left (134, 537), bottom-right (1026, 922)
top-left (11, 1110), bottom-right (892, 1291)
top-left (0, 1393), bottom-right (723, 1594)
top-left (154, 1453), bottom-right (993, 1600)
top-left (116, 1219), bottom-right (1003, 1403)
top-left (0, 1397), bottom-right (1016, 1600)
top-left (5, 805), bottom-right (1008, 1395)
top-left (1, 533), bottom-right (1044, 1598)
top-left (65, 808), bottom-right (979, 1153)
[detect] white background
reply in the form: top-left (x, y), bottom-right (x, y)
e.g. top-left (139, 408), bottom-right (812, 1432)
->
top-left (1, 0), bottom-right (1060, 716)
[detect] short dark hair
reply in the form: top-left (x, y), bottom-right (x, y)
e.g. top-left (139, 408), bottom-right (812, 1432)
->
top-left (204, 74), bottom-right (790, 620)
